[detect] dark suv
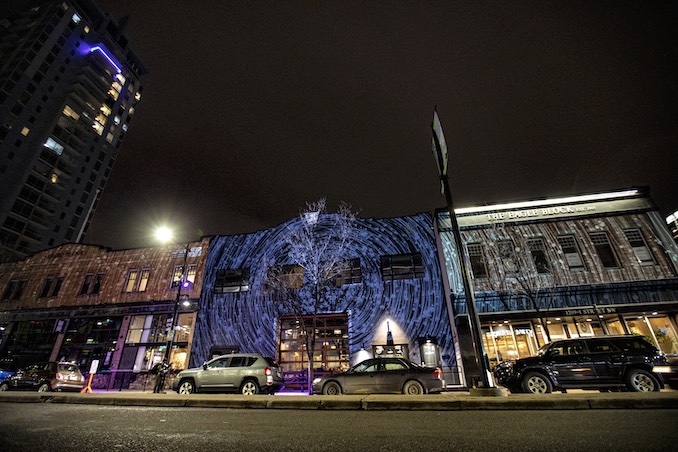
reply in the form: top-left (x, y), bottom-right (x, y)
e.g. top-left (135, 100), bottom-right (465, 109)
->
top-left (493, 335), bottom-right (667, 394)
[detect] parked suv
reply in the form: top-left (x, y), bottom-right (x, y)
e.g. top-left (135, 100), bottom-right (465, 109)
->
top-left (172, 353), bottom-right (284, 395)
top-left (493, 335), bottom-right (667, 394)
top-left (0, 361), bottom-right (84, 392)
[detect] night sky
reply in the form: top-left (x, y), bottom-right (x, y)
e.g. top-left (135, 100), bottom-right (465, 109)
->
top-left (80, 1), bottom-right (678, 249)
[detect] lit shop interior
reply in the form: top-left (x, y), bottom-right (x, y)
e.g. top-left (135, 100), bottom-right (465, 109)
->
top-left (481, 309), bottom-right (678, 369)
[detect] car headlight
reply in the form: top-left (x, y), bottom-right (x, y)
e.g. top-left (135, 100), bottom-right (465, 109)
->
top-left (312, 378), bottom-right (322, 385)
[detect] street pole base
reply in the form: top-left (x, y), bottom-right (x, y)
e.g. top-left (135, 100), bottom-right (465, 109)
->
top-left (469, 387), bottom-right (508, 397)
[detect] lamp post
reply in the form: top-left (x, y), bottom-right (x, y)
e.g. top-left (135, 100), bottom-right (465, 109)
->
top-left (155, 227), bottom-right (191, 364)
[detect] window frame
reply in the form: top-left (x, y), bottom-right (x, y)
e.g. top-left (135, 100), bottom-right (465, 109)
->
top-left (380, 253), bottom-right (424, 281)
top-left (123, 269), bottom-right (150, 293)
top-left (527, 238), bottom-right (551, 274)
top-left (589, 231), bottom-right (621, 269)
top-left (557, 235), bottom-right (586, 272)
top-left (214, 268), bottom-right (250, 294)
top-left (623, 228), bottom-right (655, 265)
top-left (467, 243), bottom-right (488, 279)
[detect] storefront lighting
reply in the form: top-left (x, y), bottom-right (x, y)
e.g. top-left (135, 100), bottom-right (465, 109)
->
top-left (652, 312), bottom-right (658, 315)
top-left (586, 318), bottom-right (592, 322)
top-left (546, 321), bottom-right (552, 324)
top-left (555, 318), bottom-right (561, 321)
top-left (454, 189), bottom-right (639, 215)
top-left (503, 320), bottom-right (509, 324)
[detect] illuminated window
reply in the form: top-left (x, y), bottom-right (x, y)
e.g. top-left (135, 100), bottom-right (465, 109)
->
top-left (282, 265), bottom-right (304, 288)
top-left (44, 137), bottom-right (64, 155)
top-left (124, 269), bottom-right (150, 292)
top-left (50, 173), bottom-right (58, 184)
top-left (108, 88), bottom-right (119, 100)
top-left (21, 127), bottom-right (30, 136)
top-left (112, 81), bottom-right (122, 92)
top-left (113, 116), bottom-right (121, 125)
top-left (134, 92), bottom-right (142, 101)
top-left (100, 104), bottom-right (112, 116)
top-left (84, 25), bottom-right (90, 33)
top-left (335, 258), bottom-right (362, 286)
top-left (71, 12), bottom-right (81, 24)
top-left (557, 235), bottom-right (586, 272)
top-left (92, 122), bottom-right (104, 135)
top-left (624, 229), bottom-right (655, 265)
top-left (63, 105), bottom-right (80, 121)
top-left (589, 232), bottom-right (620, 268)
top-left (171, 264), bottom-right (197, 289)
top-left (115, 73), bottom-right (126, 84)
top-left (129, 107), bottom-right (135, 115)
top-left (106, 132), bottom-right (114, 143)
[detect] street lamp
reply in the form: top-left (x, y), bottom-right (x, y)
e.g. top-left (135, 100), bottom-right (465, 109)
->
top-left (155, 226), bottom-right (191, 365)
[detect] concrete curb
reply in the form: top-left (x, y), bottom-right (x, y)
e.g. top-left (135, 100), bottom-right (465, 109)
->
top-left (1, 391), bottom-right (677, 410)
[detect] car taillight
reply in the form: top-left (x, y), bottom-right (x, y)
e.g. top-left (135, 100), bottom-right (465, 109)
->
top-left (433, 368), bottom-right (443, 380)
top-left (264, 367), bottom-right (272, 376)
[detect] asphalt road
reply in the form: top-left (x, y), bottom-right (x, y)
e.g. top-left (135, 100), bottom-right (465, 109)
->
top-left (0, 403), bottom-right (676, 451)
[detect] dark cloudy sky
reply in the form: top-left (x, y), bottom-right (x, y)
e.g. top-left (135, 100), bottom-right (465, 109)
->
top-left (84, 1), bottom-right (677, 250)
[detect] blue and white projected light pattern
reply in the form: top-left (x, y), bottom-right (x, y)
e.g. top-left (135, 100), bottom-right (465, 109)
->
top-left (191, 212), bottom-right (457, 371)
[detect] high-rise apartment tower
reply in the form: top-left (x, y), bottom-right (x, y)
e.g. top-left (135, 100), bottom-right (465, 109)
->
top-left (0, 0), bottom-right (146, 262)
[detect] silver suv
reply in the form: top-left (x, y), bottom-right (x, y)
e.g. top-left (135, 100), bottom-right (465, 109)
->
top-left (172, 353), bottom-right (284, 395)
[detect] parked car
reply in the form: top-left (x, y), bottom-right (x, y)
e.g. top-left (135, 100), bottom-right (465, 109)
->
top-left (652, 354), bottom-right (678, 390)
top-left (0, 362), bottom-right (84, 392)
top-left (493, 335), bottom-right (667, 394)
top-left (311, 357), bottom-right (444, 395)
top-left (172, 353), bottom-right (284, 395)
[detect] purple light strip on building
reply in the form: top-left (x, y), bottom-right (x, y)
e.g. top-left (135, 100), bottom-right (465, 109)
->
top-left (89, 45), bottom-right (122, 73)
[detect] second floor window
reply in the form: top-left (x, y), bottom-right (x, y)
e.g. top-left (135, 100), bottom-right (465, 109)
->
top-left (80, 273), bottom-right (104, 295)
top-left (214, 268), bottom-right (250, 293)
top-left (467, 243), bottom-right (488, 278)
top-left (39, 276), bottom-right (64, 298)
top-left (2, 279), bottom-right (27, 301)
top-left (124, 269), bottom-right (150, 293)
top-left (381, 253), bottom-right (424, 281)
top-left (589, 232), bottom-right (620, 269)
top-left (527, 238), bottom-right (550, 274)
top-left (624, 229), bottom-right (655, 265)
top-left (557, 235), bottom-right (586, 272)
top-left (335, 258), bottom-right (362, 286)
top-left (171, 264), bottom-right (197, 289)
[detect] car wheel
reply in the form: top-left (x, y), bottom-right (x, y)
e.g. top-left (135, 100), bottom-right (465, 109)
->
top-left (0, 383), bottom-right (9, 391)
top-left (521, 372), bottom-right (552, 394)
top-left (240, 379), bottom-right (259, 395)
top-left (626, 369), bottom-right (659, 392)
top-left (37, 383), bottom-right (50, 392)
top-left (322, 381), bottom-right (342, 395)
top-left (402, 380), bottom-right (425, 395)
top-left (177, 379), bottom-right (196, 395)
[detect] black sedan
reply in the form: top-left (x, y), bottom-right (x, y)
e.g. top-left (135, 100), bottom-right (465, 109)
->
top-left (311, 357), bottom-right (444, 395)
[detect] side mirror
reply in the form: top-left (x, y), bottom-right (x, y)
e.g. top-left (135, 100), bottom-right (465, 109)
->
top-left (202, 363), bottom-right (208, 370)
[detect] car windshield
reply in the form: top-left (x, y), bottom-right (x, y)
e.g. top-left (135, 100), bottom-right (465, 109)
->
top-left (536, 343), bottom-right (552, 356)
top-left (58, 363), bottom-right (79, 372)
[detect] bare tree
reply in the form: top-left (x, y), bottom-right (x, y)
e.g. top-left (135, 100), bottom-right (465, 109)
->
top-left (481, 223), bottom-right (559, 343)
top-left (264, 198), bottom-right (358, 393)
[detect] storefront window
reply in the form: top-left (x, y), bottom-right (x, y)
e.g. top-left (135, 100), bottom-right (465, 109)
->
top-left (647, 316), bottom-right (678, 354)
top-left (279, 314), bottom-right (350, 378)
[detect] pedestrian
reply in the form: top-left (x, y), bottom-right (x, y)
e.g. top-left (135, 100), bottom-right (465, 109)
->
top-left (152, 359), bottom-right (169, 393)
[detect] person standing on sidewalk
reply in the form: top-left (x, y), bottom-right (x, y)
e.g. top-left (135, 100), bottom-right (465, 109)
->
top-left (152, 359), bottom-right (169, 393)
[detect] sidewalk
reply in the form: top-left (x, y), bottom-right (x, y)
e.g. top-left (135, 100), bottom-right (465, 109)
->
top-left (1, 389), bottom-right (677, 410)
